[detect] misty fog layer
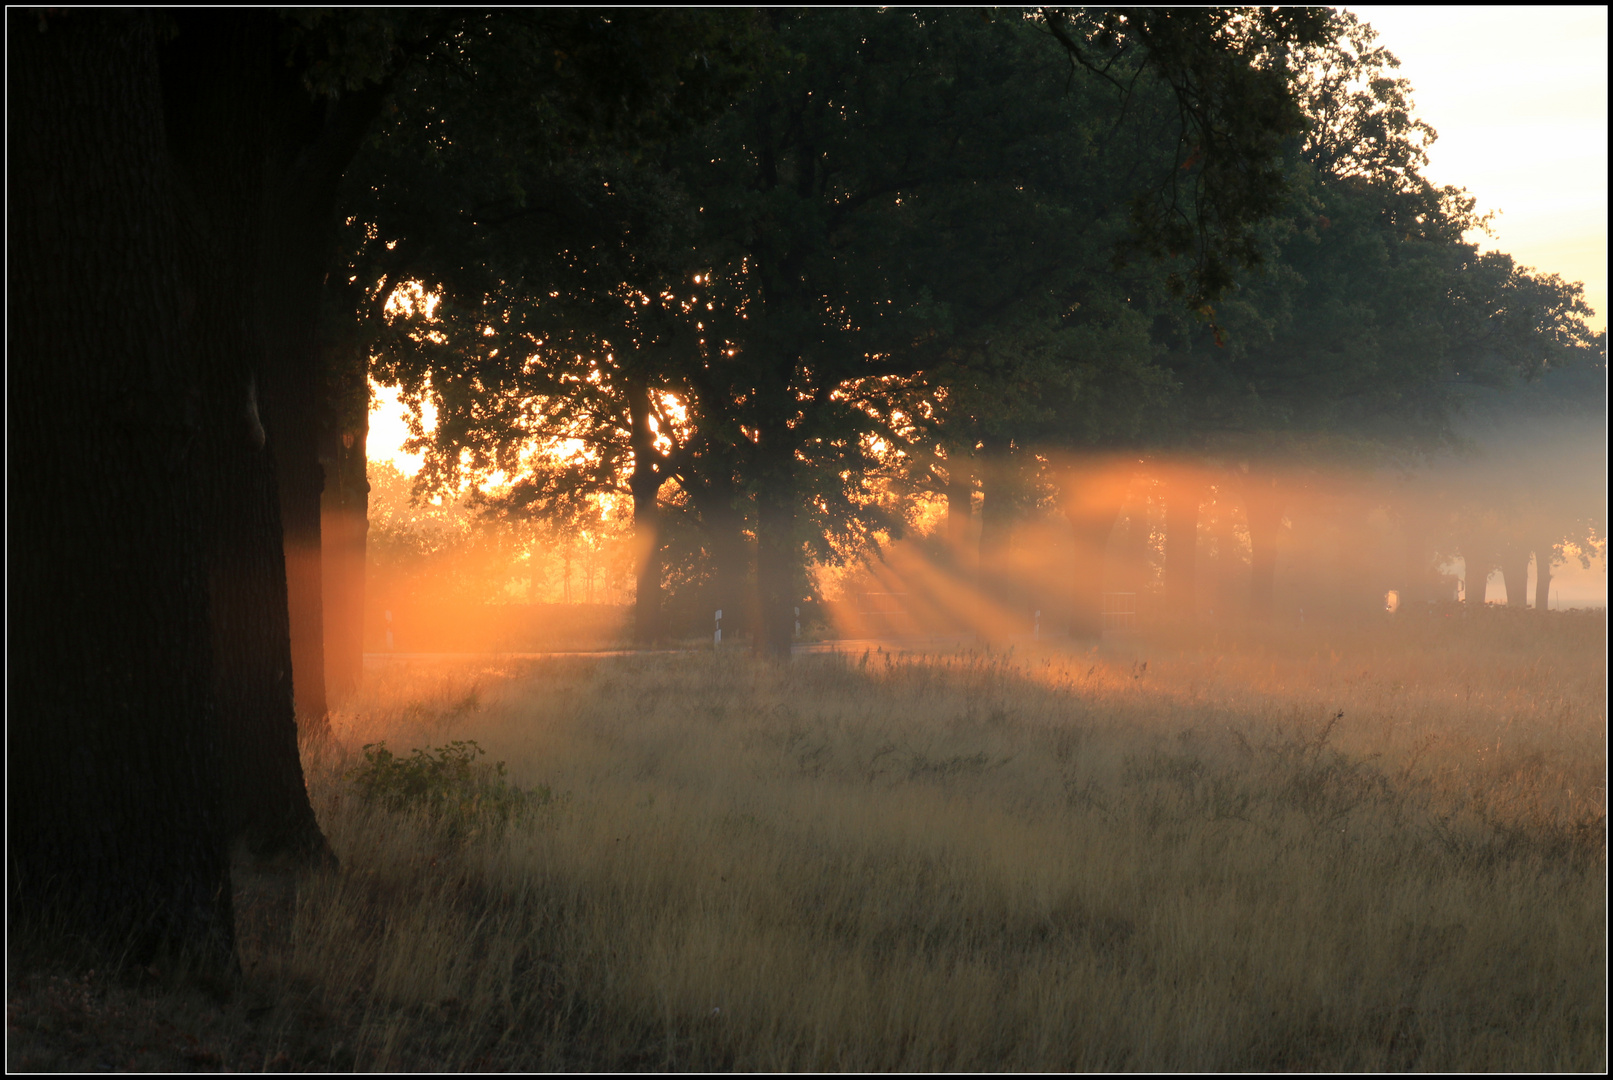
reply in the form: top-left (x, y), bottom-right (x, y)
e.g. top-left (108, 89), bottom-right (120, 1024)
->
top-left (361, 362), bottom-right (1605, 653)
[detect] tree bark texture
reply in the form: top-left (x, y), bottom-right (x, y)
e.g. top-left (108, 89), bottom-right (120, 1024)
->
top-left (8, 10), bottom-right (358, 965)
top-left (9, 10), bottom-right (236, 961)
top-left (1532, 548), bottom-right (1554, 612)
top-left (209, 410), bottom-right (328, 861)
top-left (160, 11), bottom-right (331, 860)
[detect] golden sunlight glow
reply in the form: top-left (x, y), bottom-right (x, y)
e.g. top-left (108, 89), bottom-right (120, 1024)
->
top-left (659, 393), bottom-right (689, 426)
top-left (384, 280), bottom-right (441, 321)
top-left (368, 381), bottom-right (433, 477)
top-left (811, 449), bottom-right (1605, 646)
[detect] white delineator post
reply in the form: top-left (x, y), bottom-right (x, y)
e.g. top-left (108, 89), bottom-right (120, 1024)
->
top-left (714, 609), bottom-right (722, 646)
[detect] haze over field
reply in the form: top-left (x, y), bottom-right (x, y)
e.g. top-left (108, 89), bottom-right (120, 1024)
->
top-left (367, 375), bottom-right (1608, 639)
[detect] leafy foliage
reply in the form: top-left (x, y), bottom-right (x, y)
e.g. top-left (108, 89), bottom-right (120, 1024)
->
top-left (346, 739), bottom-right (552, 839)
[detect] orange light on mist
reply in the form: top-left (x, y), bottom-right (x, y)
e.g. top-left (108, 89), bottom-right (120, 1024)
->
top-left (822, 536), bottom-right (1045, 644)
top-left (814, 446), bottom-right (1601, 645)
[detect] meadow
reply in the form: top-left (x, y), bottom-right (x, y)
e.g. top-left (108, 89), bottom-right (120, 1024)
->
top-left (9, 609), bottom-right (1606, 1071)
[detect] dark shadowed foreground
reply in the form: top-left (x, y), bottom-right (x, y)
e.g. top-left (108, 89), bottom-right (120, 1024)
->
top-left (9, 611), bottom-right (1605, 1070)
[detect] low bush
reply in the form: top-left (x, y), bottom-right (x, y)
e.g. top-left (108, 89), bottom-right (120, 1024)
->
top-left (345, 739), bottom-right (549, 839)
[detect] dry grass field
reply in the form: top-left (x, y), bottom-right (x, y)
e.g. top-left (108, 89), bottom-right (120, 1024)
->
top-left (9, 609), bottom-right (1606, 1071)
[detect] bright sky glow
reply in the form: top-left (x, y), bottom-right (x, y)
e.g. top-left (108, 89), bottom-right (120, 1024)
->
top-left (368, 382), bottom-right (429, 476)
top-left (1347, 6), bottom-right (1609, 330)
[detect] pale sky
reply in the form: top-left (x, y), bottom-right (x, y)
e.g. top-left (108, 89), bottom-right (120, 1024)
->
top-left (1347, 5), bottom-right (1608, 331)
top-left (369, 383), bottom-right (424, 476)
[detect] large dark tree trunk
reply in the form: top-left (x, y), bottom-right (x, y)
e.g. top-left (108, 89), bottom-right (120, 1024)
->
top-left (1244, 468), bottom-right (1286, 620)
top-left (708, 497), bottom-right (755, 641)
top-left (1062, 456), bottom-right (1128, 638)
top-left (1499, 546), bottom-right (1531, 608)
top-left (1533, 547), bottom-right (1554, 612)
top-left (686, 456), bottom-right (755, 641)
top-left (160, 11), bottom-right (334, 861)
top-left (256, 106), bottom-right (329, 729)
top-left (210, 410), bottom-right (328, 861)
top-left (9, 10), bottom-right (237, 962)
top-left (9, 10), bottom-right (371, 967)
top-left (273, 435), bottom-right (328, 721)
top-left (1163, 468), bottom-right (1205, 622)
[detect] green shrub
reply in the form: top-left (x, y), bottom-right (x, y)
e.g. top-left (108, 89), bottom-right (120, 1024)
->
top-left (345, 740), bottom-right (551, 839)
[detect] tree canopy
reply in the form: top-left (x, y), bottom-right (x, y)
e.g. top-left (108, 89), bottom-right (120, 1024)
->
top-left (357, 7), bottom-right (1416, 650)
